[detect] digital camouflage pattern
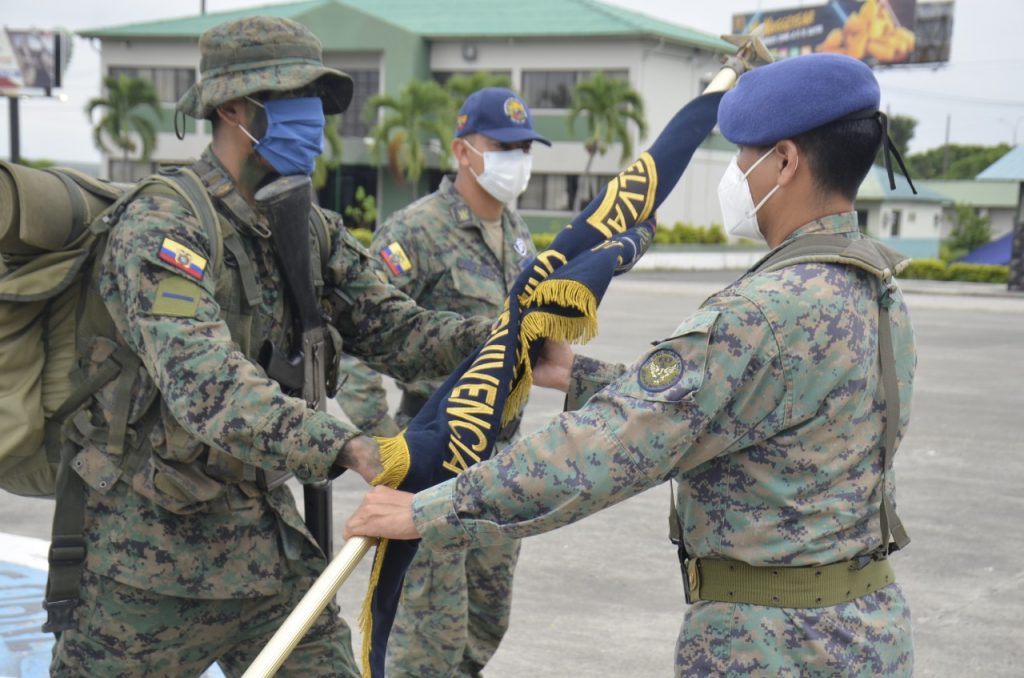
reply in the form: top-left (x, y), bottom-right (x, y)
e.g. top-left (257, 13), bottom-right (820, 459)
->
top-left (335, 352), bottom-right (400, 437)
top-left (412, 213), bottom-right (916, 676)
top-left (53, 146), bottom-right (491, 673)
top-left (176, 16), bottom-right (352, 120)
top-left (51, 569), bottom-right (357, 677)
top-left (337, 175), bottom-right (536, 677)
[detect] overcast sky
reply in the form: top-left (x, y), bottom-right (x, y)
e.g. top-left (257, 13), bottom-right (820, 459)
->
top-left (1, 0), bottom-right (1022, 164)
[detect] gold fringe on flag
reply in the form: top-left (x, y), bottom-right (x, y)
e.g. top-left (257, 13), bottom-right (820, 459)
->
top-left (370, 433), bottom-right (411, 489)
top-left (359, 537), bottom-right (391, 676)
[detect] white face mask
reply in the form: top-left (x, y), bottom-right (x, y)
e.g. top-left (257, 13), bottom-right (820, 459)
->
top-left (717, 147), bottom-right (783, 243)
top-left (463, 140), bottom-right (532, 204)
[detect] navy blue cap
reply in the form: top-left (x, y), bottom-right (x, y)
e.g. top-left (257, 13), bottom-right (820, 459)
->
top-left (719, 53), bottom-right (881, 146)
top-left (455, 87), bottom-right (551, 146)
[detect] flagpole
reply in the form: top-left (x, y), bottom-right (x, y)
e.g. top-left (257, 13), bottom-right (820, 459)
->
top-left (242, 536), bottom-right (376, 678)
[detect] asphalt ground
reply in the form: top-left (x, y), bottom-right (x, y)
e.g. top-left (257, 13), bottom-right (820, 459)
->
top-left (1, 271), bottom-right (1021, 676)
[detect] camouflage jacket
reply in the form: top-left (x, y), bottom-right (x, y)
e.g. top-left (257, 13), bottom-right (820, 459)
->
top-left (75, 148), bottom-right (490, 598)
top-left (411, 214), bottom-right (917, 672)
top-left (336, 176), bottom-right (536, 440)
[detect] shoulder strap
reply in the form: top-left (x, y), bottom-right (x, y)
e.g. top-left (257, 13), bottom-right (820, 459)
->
top-left (152, 168), bottom-right (223, 279)
top-left (311, 205), bottom-right (332, 289)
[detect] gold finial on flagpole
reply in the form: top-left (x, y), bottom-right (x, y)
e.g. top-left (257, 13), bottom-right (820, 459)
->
top-left (703, 27), bottom-right (774, 94)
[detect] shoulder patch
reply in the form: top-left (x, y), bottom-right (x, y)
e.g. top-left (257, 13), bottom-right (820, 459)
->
top-left (151, 276), bottom-right (203, 318)
top-left (638, 349), bottom-right (684, 392)
top-left (158, 237), bottom-right (207, 281)
top-left (380, 241), bottom-right (412, 276)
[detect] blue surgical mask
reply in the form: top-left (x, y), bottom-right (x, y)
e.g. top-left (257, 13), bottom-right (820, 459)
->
top-left (240, 96), bottom-right (325, 176)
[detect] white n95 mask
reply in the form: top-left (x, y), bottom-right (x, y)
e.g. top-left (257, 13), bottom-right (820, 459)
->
top-left (464, 141), bottom-right (532, 204)
top-left (717, 147), bottom-right (781, 242)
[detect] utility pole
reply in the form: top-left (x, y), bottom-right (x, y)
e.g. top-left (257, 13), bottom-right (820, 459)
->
top-left (7, 96), bottom-right (19, 164)
top-left (201, 1), bottom-right (207, 15)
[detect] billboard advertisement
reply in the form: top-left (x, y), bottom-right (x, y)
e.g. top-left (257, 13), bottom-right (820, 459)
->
top-left (0, 28), bottom-right (67, 95)
top-left (732, 1), bottom-right (953, 66)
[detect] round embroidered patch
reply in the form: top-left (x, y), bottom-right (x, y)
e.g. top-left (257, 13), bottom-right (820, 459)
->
top-left (638, 349), bottom-right (683, 392)
top-left (504, 97), bottom-right (527, 124)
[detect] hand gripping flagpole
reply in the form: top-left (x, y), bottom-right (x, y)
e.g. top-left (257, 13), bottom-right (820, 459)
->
top-left (242, 31), bottom-right (773, 678)
top-left (241, 536), bottom-right (376, 678)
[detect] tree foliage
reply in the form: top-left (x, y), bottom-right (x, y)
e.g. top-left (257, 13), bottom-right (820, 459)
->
top-left (365, 80), bottom-right (453, 199)
top-left (85, 74), bottom-right (161, 162)
top-left (313, 114), bottom-right (344, 191)
top-left (567, 71), bottom-right (647, 210)
top-left (444, 72), bottom-right (515, 103)
top-left (906, 143), bottom-right (1013, 180)
top-left (942, 203), bottom-right (992, 262)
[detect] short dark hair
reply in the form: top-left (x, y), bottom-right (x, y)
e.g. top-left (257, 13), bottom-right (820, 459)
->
top-left (792, 118), bottom-right (883, 201)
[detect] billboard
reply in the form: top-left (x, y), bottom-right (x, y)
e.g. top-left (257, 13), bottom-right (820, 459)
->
top-left (732, 1), bottom-right (953, 66)
top-left (0, 28), bottom-right (68, 95)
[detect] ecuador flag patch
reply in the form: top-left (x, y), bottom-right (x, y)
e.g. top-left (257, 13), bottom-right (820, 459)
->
top-left (380, 242), bottom-right (412, 276)
top-left (158, 238), bottom-right (207, 281)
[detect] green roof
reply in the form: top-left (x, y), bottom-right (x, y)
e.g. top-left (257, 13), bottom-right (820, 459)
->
top-left (857, 165), bottom-right (951, 203)
top-left (79, 0), bottom-right (333, 39)
top-left (918, 179), bottom-right (1020, 208)
top-left (80, 0), bottom-right (731, 51)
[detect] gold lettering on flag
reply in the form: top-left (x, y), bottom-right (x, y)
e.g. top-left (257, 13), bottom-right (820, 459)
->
top-left (585, 152), bottom-right (658, 239)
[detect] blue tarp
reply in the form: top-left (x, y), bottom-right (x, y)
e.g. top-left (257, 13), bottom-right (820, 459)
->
top-left (959, 232), bottom-right (1013, 265)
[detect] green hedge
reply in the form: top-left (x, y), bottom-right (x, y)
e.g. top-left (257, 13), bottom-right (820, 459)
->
top-left (653, 222), bottom-right (727, 245)
top-left (532, 233), bottom-right (556, 251)
top-left (900, 258), bottom-right (1008, 284)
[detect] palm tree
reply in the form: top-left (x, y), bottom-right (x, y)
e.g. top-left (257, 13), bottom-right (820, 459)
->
top-left (567, 71), bottom-right (648, 210)
top-left (365, 80), bottom-right (453, 200)
top-left (85, 75), bottom-right (162, 166)
top-left (444, 71), bottom-right (515, 103)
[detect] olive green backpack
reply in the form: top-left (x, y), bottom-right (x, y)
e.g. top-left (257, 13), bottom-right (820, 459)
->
top-left (0, 161), bottom-right (223, 498)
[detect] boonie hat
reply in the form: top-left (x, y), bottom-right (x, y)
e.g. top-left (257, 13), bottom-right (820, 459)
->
top-left (455, 88), bottom-right (551, 146)
top-left (176, 16), bottom-right (353, 120)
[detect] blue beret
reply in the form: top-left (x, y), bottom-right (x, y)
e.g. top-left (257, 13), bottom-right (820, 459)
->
top-left (719, 53), bottom-right (881, 146)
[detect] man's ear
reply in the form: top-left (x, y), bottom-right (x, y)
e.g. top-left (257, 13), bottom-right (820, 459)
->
top-left (776, 140), bottom-right (801, 187)
top-left (450, 136), bottom-right (470, 168)
top-left (216, 97), bottom-right (250, 128)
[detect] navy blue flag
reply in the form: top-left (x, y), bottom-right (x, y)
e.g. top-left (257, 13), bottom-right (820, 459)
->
top-left (359, 91), bottom-right (724, 676)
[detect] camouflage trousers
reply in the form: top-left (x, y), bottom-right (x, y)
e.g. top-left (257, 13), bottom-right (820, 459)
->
top-left (50, 568), bottom-right (359, 677)
top-left (386, 538), bottom-right (521, 678)
top-left (675, 583), bottom-right (913, 677)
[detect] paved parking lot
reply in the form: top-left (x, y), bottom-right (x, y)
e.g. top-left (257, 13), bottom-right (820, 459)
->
top-left (1, 271), bottom-right (1021, 676)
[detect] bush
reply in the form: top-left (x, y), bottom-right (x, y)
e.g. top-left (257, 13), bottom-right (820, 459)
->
top-left (652, 221), bottom-right (730, 245)
top-left (900, 258), bottom-right (947, 280)
top-left (945, 263), bottom-right (1009, 284)
top-left (899, 259), bottom-right (1009, 283)
top-left (532, 233), bottom-right (556, 251)
top-left (350, 228), bottom-right (373, 248)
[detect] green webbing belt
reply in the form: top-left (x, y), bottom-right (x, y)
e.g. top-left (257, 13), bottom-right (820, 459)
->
top-left (685, 557), bottom-right (896, 608)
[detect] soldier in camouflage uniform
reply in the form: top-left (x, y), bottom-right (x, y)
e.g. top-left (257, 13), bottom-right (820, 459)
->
top-left (346, 54), bottom-right (917, 676)
top-left (48, 16), bottom-right (501, 677)
top-left (337, 88), bottom-right (549, 677)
